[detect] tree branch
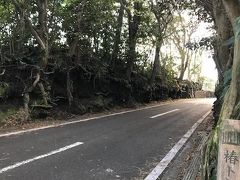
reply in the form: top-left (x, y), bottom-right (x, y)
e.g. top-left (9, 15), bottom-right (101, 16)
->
top-left (119, 0), bottom-right (131, 18)
top-left (28, 73), bottom-right (40, 92)
top-left (11, 0), bottom-right (46, 50)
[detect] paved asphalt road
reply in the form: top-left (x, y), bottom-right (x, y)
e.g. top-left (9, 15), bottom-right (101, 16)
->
top-left (0, 98), bottom-right (214, 180)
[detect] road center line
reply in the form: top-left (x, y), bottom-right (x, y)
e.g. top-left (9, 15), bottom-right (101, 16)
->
top-left (0, 142), bottom-right (84, 174)
top-left (150, 109), bottom-right (180, 119)
top-left (144, 110), bottom-right (211, 180)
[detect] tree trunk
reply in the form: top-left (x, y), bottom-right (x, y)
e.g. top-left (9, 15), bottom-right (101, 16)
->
top-left (200, 1), bottom-right (237, 179)
top-left (23, 93), bottom-right (30, 116)
top-left (220, 0), bottom-right (240, 120)
top-left (38, 82), bottom-right (49, 105)
top-left (150, 41), bottom-right (162, 84)
top-left (23, 72), bottom-right (40, 115)
top-left (187, 51), bottom-right (195, 81)
top-left (126, 30), bottom-right (137, 80)
top-left (68, 0), bottom-right (86, 59)
top-left (66, 70), bottom-right (73, 107)
top-left (178, 50), bottom-right (190, 81)
top-left (12, 0), bottom-right (50, 109)
top-left (37, 0), bottom-right (49, 69)
top-left (179, 64), bottom-right (187, 81)
top-left (220, 26), bottom-right (240, 119)
top-left (36, 0), bottom-right (49, 106)
top-left (179, 71), bottom-right (184, 81)
top-left (125, 1), bottom-right (142, 80)
top-left (212, 0), bottom-right (232, 80)
top-left (111, 3), bottom-right (124, 69)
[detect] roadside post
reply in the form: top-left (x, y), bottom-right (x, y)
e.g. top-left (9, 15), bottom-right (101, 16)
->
top-left (217, 119), bottom-right (240, 180)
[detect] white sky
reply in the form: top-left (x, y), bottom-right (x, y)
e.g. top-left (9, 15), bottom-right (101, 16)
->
top-left (176, 11), bottom-right (218, 84)
top-left (159, 19), bottom-right (218, 83)
top-left (193, 21), bottom-right (218, 82)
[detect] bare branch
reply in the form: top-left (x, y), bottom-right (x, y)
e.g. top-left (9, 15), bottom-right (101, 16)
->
top-left (25, 18), bottom-right (46, 50)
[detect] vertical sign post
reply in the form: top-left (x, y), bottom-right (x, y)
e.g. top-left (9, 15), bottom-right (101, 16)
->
top-left (217, 119), bottom-right (240, 180)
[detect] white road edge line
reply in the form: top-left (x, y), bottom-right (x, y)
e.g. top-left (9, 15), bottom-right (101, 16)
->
top-left (0, 142), bottom-right (84, 174)
top-left (150, 109), bottom-right (180, 119)
top-left (144, 110), bottom-right (211, 180)
top-left (0, 102), bottom-right (177, 138)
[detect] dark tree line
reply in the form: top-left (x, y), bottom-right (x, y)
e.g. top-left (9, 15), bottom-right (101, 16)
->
top-left (0, 0), bottom-right (196, 120)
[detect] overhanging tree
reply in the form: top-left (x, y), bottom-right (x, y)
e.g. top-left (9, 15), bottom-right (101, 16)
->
top-left (149, 0), bottom-right (175, 84)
